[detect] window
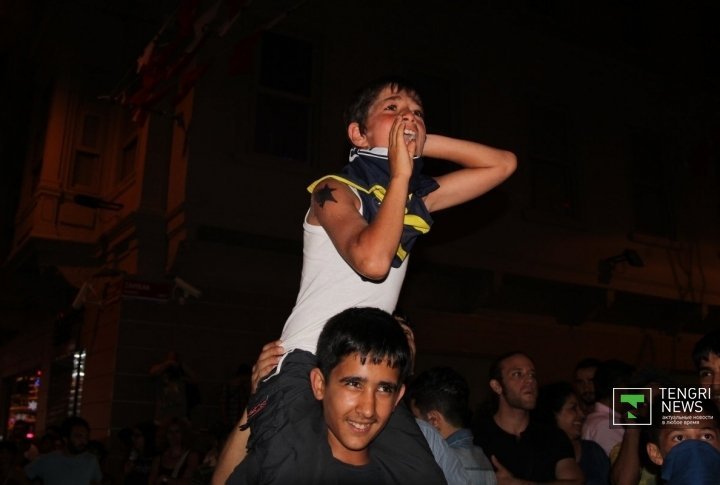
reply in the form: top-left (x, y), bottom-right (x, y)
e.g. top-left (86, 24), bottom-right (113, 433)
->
top-left (116, 110), bottom-right (138, 184)
top-left (118, 138), bottom-right (137, 182)
top-left (253, 32), bottom-right (313, 163)
top-left (45, 350), bottom-right (86, 425)
top-left (69, 350), bottom-right (86, 417)
top-left (71, 151), bottom-right (100, 187)
top-left (254, 92), bottom-right (309, 162)
top-left (29, 85), bottom-right (53, 193)
top-left (70, 112), bottom-right (104, 191)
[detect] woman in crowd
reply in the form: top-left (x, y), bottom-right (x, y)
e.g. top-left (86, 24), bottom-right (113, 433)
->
top-left (535, 382), bottom-right (610, 485)
top-left (122, 422), bottom-right (157, 485)
top-left (149, 418), bottom-right (199, 485)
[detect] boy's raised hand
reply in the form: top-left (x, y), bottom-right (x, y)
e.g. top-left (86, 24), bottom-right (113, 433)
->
top-left (388, 115), bottom-right (415, 180)
top-left (251, 340), bottom-right (284, 394)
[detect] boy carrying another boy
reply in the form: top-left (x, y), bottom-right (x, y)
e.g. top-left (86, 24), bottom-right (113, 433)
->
top-left (229, 307), bottom-right (413, 483)
top-left (215, 77), bottom-right (516, 484)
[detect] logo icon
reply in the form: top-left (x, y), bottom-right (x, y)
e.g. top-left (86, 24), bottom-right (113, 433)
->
top-left (620, 393), bottom-right (645, 420)
top-left (612, 388), bottom-right (652, 426)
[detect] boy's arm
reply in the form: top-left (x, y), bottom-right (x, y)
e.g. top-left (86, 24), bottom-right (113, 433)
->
top-left (422, 134), bottom-right (516, 213)
top-left (212, 341), bottom-right (284, 485)
top-left (309, 116), bottom-right (414, 280)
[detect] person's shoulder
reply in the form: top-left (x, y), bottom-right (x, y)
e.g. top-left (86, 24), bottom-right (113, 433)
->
top-left (468, 445), bottom-right (494, 470)
top-left (308, 175), bottom-right (354, 194)
top-left (527, 420), bottom-right (572, 449)
top-left (308, 177), bottom-right (359, 205)
top-left (415, 418), bottom-right (446, 452)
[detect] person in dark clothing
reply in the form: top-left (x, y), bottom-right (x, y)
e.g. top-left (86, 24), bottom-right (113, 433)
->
top-left (474, 352), bottom-right (583, 484)
top-left (227, 307), bottom-right (422, 484)
top-left (535, 382), bottom-right (609, 485)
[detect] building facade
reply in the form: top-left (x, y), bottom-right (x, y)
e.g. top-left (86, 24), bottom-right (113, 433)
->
top-left (1, 0), bottom-right (719, 454)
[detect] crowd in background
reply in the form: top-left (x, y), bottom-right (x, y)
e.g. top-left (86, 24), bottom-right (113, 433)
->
top-left (2, 327), bottom-right (719, 484)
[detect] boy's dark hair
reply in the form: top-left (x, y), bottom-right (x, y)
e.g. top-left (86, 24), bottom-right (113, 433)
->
top-left (60, 416), bottom-right (90, 438)
top-left (692, 331), bottom-right (720, 369)
top-left (534, 381), bottom-right (575, 426)
top-left (488, 351), bottom-right (533, 384)
top-left (593, 359), bottom-right (635, 401)
top-left (408, 367), bottom-right (471, 428)
top-left (647, 399), bottom-right (720, 444)
top-left (344, 76), bottom-right (422, 133)
top-left (316, 307), bottom-right (411, 383)
top-left (574, 358), bottom-right (601, 372)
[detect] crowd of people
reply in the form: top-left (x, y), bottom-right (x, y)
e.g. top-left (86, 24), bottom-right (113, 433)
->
top-left (3, 77), bottom-right (720, 484)
top-left (1, 412), bottom-right (230, 484)
top-left (2, 327), bottom-right (719, 484)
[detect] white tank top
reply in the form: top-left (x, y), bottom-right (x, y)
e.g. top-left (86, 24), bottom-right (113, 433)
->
top-left (279, 188), bottom-right (408, 359)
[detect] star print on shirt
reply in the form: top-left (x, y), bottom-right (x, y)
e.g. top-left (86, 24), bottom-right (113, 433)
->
top-left (314, 184), bottom-right (337, 208)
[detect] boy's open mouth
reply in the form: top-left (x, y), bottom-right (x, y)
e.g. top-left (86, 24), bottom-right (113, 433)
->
top-left (403, 129), bottom-right (416, 144)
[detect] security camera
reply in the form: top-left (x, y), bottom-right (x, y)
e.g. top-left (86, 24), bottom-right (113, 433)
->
top-left (174, 277), bottom-right (202, 299)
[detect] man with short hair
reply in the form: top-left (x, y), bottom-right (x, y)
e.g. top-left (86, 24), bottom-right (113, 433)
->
top-left (410, 367), bottom-right (496, 485)
top-left (227, 307), bottom-right (419, 484)
top-left (693, 330), bottom-right (720, 405)
top-left (393, 311), bottom-right (471, 485)
top-left (572, 358), bottom-right (600, 415)
top-left (474, 352), bottom-right (583, 484)
top-left (25, 416), bottom-right (102, 485)
top-left (7, 419), bottom-right (39, 465)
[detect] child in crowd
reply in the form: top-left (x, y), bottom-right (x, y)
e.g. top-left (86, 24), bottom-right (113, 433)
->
top-left (646, 400), bottom-right (720, 484)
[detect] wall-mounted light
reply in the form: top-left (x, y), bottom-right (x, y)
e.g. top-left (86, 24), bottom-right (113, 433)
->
top-left (598, 249), bottom-right (644, 284)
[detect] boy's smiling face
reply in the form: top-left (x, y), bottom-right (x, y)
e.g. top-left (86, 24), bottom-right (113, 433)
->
top-left (310, 352), bottom-right (405, 466)
top-left (352, 86), bottom-right (426, 156)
